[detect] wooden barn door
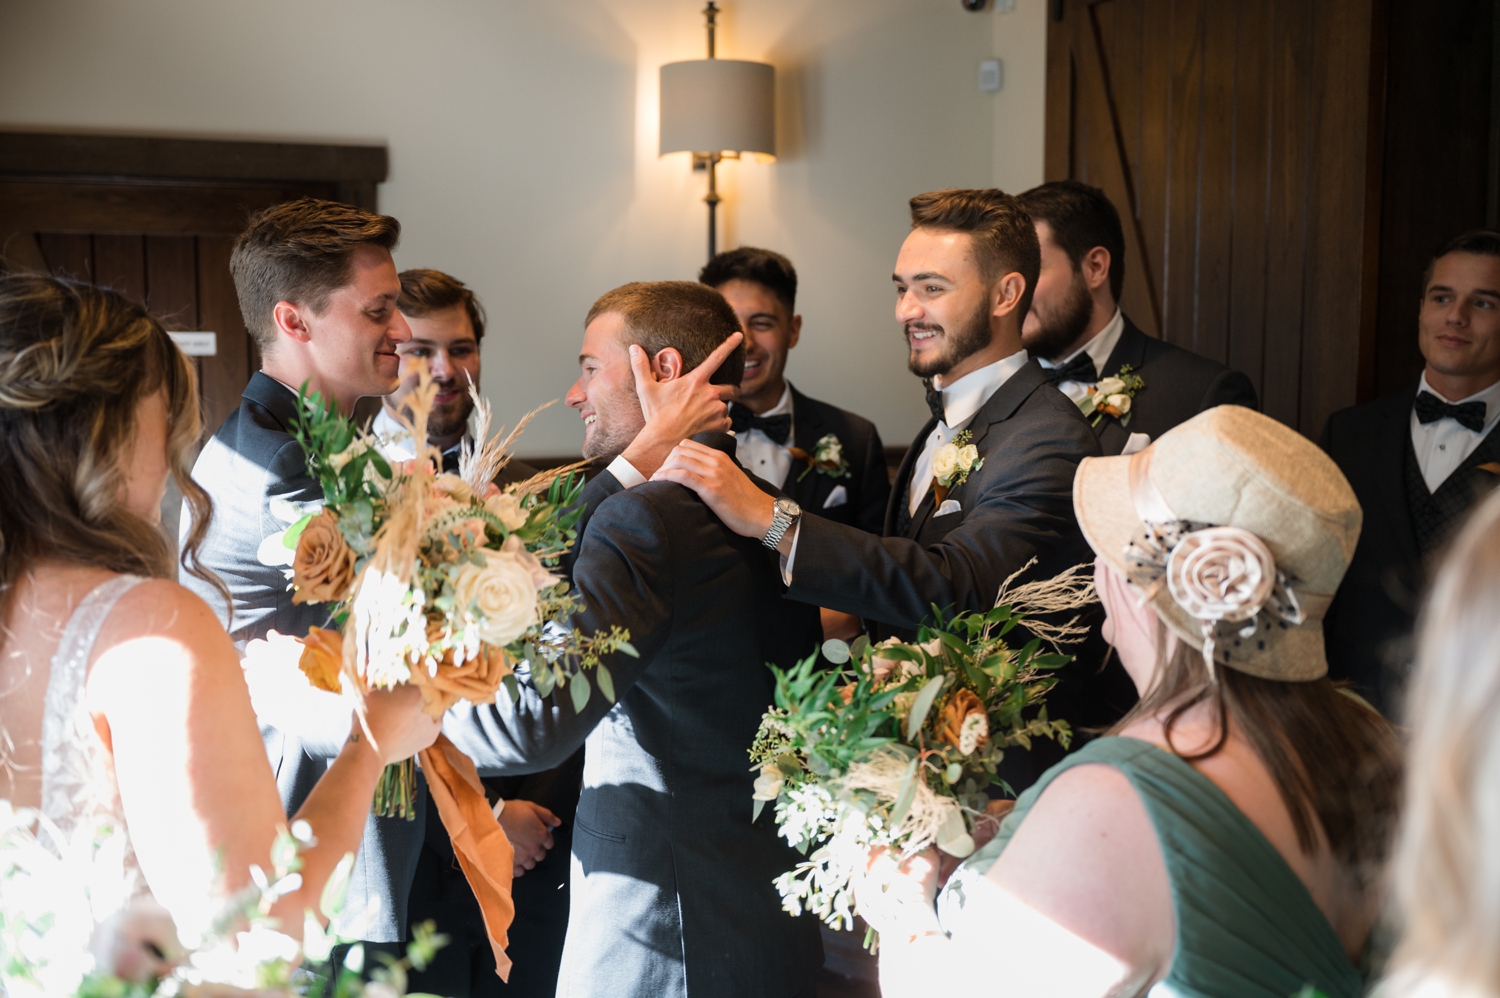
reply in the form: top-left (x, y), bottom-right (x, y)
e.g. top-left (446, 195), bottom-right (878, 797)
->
top-left (1045, 0), bottom-right (1386, 438)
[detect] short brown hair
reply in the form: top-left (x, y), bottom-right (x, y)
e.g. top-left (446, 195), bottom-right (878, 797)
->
top-left (230, 196), bottom-right (401, 349)
top-left (398, 268), bottom-right (486, 342)
top-left (1018, 180), bottom-right (1127, 301)
top-left (1422, 229), bottom-right (1500, 292)
top-left (909, 188), bottom-right (1042, 319)
top-left (585, 281), bottom-right (745, 386)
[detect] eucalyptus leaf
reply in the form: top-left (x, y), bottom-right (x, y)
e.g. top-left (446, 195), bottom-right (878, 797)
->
top-left (905, 674), bottom-right (947, 742)
top-left (596, 663), bottom-right (616, 703)
top-left (281, 513), bottom-right (314, 550)
top-left (821, 639), bottom-right (851, 665)
top-left (850, 634), bottom-right (871, 657)
top-left (752, 798), bottom-right (767, 823)
top-left (888, 755), bottom-right (920, 827)
top-left (569, 671), bottom-right (592, 714)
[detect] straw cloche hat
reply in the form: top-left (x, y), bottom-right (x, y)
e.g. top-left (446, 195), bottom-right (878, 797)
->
top-left (1073, 405), bottom-right (1362, 681)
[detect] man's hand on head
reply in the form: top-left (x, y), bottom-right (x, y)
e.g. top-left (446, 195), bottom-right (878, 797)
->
top-left (651, 439), bottom-right (784, 551)
top-left (619, 332), bottom-right (742, 478)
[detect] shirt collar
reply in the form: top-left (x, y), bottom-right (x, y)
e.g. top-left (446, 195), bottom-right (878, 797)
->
top-left (933, 349), bottom-right (1030, 429)
top-left (1036, 308), bottom-right (1125, 377)
top-left (759, 383), bottom-right (794, 418)
top-left (1417, 371), bottom-right (1500, 428)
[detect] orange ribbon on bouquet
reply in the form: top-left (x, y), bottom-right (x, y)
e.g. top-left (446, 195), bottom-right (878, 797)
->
top-left (419, 734), bottom-right (516, 981)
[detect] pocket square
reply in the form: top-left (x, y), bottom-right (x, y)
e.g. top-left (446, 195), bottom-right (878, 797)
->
top-left (822, 484), bottom-right (848, 509)
top-left (935, 499), bottom-right (962, 517)
top-left (1121, 432), bottom-right (1152, 456)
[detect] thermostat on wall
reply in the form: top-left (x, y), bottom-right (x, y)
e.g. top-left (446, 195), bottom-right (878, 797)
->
top-left (168, 331), bottom-right (217, 356)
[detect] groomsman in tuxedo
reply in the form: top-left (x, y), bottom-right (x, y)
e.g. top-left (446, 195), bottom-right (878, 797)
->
top-left (184, 199), bottom-right (735, 964)
top-left (1017, 181), bottom-right (1258, 454)
top-left (700, 247), bottom-right (890, 534)
top-left (655, 188), bottom-right (1136, 786)
top-left (375, 267), bottom-right (574, 998)
top-left (1322, 230), bottom-right (1500, 717)
top-left (446, 281), bottom-right (823, 998)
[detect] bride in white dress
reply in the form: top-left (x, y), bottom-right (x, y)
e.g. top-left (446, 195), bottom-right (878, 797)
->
top-left (0, 273), bottom-right (440, 974)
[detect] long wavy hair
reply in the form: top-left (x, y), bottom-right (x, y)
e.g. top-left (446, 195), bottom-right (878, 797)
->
top-left (1386, 488), bottom-right (1500, 995)
top-left (0, 273), bottom-right (226, 643)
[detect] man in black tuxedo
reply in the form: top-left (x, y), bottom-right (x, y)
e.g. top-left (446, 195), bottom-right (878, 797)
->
top-left (446, 281), bottom-right (823, 998)
top-left (1017, 181), bottom-right (1258, 455)
top-left (185, 200), bottom-right (737, 965)
top-left (1322, 230), bottom-right (1500, 717)
top-left (655, 189), bottom-right (1135, 787)
top-left (700, 247), bottom-right (890, 534)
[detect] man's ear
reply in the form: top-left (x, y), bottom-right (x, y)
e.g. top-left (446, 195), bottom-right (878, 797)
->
top-left (789, 315), bottom-right (803, 349)
top-left (651, 347), bottom-right (685, 382)
top-left (1081, 246), bottom-right (1112, 294)
top-left (272, 300), bottom-right (313, 344)
top-left (991, 272), bottom-right (1027, 318)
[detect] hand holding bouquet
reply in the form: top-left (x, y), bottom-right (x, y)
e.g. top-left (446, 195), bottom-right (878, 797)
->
top-left (748, 563), bottom-right (1094, 943)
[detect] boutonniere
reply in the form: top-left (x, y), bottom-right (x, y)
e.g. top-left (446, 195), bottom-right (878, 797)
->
top-left (931, 429), bottom-right (983, 504)
top-left (790, 433), bottom-right (852, 482)
top-left (1078, 365), bottom-right (1145, 427)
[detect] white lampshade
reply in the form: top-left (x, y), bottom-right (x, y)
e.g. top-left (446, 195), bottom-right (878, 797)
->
top-left (659, 59), bottom-right (775, 157)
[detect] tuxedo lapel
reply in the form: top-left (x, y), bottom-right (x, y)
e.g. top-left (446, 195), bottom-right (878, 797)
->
top-left (242, 371), bottom-right (302, 433)
top-left (965, 360), bottom-right (1047, 453)
top-left (1376, 390), bottom-right (1421, 568)
top-left (786, 384), bottom-right (836, 510)
top-left (1099, 318), bottom-right (1149, 379)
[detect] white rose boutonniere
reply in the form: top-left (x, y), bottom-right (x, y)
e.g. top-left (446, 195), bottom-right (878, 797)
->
top-left (1078, 365), bottom-right (1145, 428)
top-left (931, 429), bottom-right (983, 503)
top-left (790, 433), bottom-right (853, 482)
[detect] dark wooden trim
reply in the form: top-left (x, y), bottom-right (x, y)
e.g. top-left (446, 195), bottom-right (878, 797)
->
top-left (0, 132), bottom-right (387, 185)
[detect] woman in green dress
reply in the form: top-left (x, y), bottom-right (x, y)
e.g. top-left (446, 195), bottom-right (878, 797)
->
top-left (854, 405), bottom-right (1402, 997)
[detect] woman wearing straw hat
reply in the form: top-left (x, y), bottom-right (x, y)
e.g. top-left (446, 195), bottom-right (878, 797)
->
top-left (852, 405), bottom-right (1402, 997)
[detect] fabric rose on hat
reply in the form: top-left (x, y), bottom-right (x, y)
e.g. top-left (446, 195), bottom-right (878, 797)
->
top-left (454, 547), bottom-right (539, 646)
top-left (1165, 526), bottom-right (1276, 624)
top-left (292, 510), bottom-right (355, 605)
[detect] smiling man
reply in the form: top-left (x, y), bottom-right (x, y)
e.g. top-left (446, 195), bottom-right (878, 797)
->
top-left (699, 247), bottom-right (890, 534)
top-left (1322, 230), bottom-right (1500, 715)
top-left (655, 189), bottom-right (1136, 789)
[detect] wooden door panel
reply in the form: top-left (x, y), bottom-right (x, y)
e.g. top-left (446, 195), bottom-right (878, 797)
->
top-left (37, 232), bottom-right (92, 282)
top-left (145, 236), bottom-right (199, 331)
top-left (196, 235), bottom-right (252, 438)
top-left (93, 235), bottom-right (146, 306)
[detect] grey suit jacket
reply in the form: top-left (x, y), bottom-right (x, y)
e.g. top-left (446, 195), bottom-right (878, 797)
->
top-left (445, 435), bottom-right (825, 998)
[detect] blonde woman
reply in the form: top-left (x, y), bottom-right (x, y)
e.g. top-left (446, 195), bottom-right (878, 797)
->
top-left (853, 406), bottom-right (1402, 997)
top-left (1383, 488), bottom-right (1500, 996)
top-left (0, 274), bottom-right (439, 965)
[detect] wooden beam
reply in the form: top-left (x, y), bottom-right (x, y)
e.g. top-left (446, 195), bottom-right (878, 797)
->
top-left (0, 132), bottom-right (386, 184)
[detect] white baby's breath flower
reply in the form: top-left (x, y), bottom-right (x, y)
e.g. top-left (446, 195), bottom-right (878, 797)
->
top-left (958, 711), bottom-right (989, 754)
top-left (485, 491), bottom-right (529, 531)
top-left (1095, 376), bottom-right (1126, 396)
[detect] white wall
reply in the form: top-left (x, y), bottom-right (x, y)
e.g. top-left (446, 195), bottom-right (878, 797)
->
top-left (0, 0), bottom-right (1046, 456)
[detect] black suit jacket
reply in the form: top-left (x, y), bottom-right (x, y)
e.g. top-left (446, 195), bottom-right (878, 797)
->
top-left (1090, 316), bottom-right (1260, 455)
top-left (1320, 388), bottom-right (1426, 715)
top-left (786, 360), bottom-right (1137, 788)
top-left (446, 434), bottom-right (824, 998)
top-left (777, 383), bottom-right (890, 534)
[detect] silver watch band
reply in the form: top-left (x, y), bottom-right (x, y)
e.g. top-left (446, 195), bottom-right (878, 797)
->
top-left (763, 503), bottom-right (798, 550)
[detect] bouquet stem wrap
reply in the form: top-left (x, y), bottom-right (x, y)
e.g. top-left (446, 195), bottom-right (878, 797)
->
top-left (419, 734), bottom-right (516, 982)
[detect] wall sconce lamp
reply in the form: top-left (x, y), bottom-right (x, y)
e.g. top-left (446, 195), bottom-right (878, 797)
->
top-left (659, 2), bottom-right (775, 261)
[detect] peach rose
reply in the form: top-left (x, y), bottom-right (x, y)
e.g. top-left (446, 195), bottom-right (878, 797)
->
top-left (291, 511), bottom-right (355, 605)
top-left (936, 688), bottom-right (988, 753)
top-left (298, 626), bottom-right (345, 693)
top-left (409, 642), bottom-right (513, 717)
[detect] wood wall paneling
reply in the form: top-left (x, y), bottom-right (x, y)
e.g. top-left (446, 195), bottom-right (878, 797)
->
top-left (196, 235), bottom-right (253, 437)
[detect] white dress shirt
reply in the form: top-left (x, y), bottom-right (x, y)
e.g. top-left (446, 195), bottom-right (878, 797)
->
top-left (371, 405), bottom-right (418, 460)
top-left (1034, 308), bottom-right (1126, 402)
top-left (1410, 372), bottom-right (1500, 493)
top-left (907, 350), bottom-right (1031, 516)
top-left (734, 385), bottom-right (795, 488)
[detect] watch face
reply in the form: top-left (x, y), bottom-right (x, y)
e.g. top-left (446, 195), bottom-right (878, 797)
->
top-left (776, 497), bottom-right (801, 517)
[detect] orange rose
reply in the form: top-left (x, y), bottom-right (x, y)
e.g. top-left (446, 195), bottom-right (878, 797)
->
top-left (292, 510), bottom-right (355, 605)
top-left (298, 626), bottom-right (345, 693)
top-left (936, 688), bottom-right (988, 752)
top-left (409, 642), bottom-right (514, 717)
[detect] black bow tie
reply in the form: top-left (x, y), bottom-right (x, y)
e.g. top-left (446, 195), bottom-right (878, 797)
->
top-left (1414, 390), bottom-right (1488, 433)
top-left (729, 404), bottom-right (792, 445)
top-left (1044, 352), bottom-right (1099, 386)
top-left (924, 382), bottom-right (946, 424)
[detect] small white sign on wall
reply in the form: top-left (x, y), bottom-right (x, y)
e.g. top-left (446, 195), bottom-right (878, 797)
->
top-left (168, 331), bottom-right (217, 357)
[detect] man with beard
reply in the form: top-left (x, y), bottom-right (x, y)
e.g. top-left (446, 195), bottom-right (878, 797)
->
top-left (1017, 181), bottom-right (1257, 455)
top-left (375, 268), bottom-right (576, 998)
top-left (654, 189), bottom-right (1135, 789)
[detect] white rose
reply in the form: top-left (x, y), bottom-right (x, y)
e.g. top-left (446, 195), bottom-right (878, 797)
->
top-left (1105, 393), bottom-right (1131, 414)
top-left (500, 533), bottom-right (561, 590)
top-left (957, 444), bottom-right (980, 471)
top-left (485, 491), bottom-right (529, 531)
top-left (327, 439), bottom-right (368, 471)
top-left (930, 443), bottom-right (959, 482)
top-left (818, 436), bottom-right (842, 463)
top-left (752, 763), bottom-right (785, 801)
top-left (454, 548), bottom-right (538, 646)
top-left (1095, 376), bottom-right (1126, 396)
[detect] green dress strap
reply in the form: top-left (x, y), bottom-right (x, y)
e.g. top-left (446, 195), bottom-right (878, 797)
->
top-left (936, 736), bottom-right (1362, 998)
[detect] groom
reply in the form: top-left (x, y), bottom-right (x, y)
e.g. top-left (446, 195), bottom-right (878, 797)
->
top-left (185, 198), bottom-right (739, 952)
top-left (446, 281), bottom-right (825, 998)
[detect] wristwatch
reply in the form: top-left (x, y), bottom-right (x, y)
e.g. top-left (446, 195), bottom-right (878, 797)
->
top-left (762, 496), bottom-right (802, 550)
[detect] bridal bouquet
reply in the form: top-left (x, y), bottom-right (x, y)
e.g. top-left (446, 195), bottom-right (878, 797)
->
top-left (748, 564), bottom-right (1092, 940)
top-left (286, 369), bottom-right (634, 818)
